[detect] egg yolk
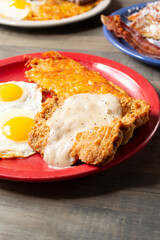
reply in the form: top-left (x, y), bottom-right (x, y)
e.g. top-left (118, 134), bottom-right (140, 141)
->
top-left (0, 83), bottom-right (23, 102)
top-left (2, 116), bottom-right (34, 141)
top-left (11, 0), bottom-right (30, 9)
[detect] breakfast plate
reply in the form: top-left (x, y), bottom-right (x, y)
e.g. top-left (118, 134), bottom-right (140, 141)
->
top-left (102, 1), bottom-right (160, 67)
top-left (0, 0), bottom-right (110, 28)
top-left (0, 52), bottom-right (159, 182)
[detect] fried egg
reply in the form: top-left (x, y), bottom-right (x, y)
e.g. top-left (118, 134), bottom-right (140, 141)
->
top-left (0, 81), bottom-right (42, 112)
top-left (0, 0), bottom-right (32, 20)
top-left (0, 81), bottom-right (42, 158)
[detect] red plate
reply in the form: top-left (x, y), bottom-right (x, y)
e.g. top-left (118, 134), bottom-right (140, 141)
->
top-left (0, 52), bottom-right (159, 182)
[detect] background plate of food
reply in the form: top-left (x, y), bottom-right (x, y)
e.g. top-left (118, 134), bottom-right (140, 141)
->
top-left (0, 51), bottom-right (159, 182)
top-left (101, 1), bottom-right (160, 67)
top-left (0, 0), bottom-right (110, 27)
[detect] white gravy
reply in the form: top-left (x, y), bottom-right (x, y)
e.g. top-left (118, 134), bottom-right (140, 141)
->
top-left (44, 93), bottom-right (122, 168)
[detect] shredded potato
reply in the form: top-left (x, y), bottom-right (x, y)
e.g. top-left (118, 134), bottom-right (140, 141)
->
top-left (25, 51), bottom-right (128, 99)
top-left (27, 0), bottom-right (102, 21)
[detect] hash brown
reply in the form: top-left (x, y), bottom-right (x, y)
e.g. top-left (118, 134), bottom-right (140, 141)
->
top-left (27, 0), bottom-right (101, 21)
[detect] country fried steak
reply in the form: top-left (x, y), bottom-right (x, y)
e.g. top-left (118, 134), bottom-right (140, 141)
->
top-left (28, 96), bottom-right (149, 166)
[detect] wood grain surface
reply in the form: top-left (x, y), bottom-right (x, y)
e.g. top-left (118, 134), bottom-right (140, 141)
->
top-left (0, 0), bottom-right (159, 239)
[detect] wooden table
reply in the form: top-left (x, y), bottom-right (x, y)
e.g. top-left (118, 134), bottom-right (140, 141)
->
top-left (0, 0), bottom-right (159, 239)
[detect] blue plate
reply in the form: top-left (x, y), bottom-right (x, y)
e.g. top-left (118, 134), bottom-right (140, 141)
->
top-left (102, 1), bottom-right (160, 67)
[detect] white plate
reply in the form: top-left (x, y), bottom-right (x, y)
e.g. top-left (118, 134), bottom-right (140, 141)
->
top-left (0, 0), bottom-right (110, 28)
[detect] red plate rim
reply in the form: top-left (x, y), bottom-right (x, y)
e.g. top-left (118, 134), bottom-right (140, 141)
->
top-left (0, 51), bottom-right (159, 182)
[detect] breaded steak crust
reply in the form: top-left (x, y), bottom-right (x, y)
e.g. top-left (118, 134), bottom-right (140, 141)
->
top-left (27, 52), bottom-right (150, 166)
